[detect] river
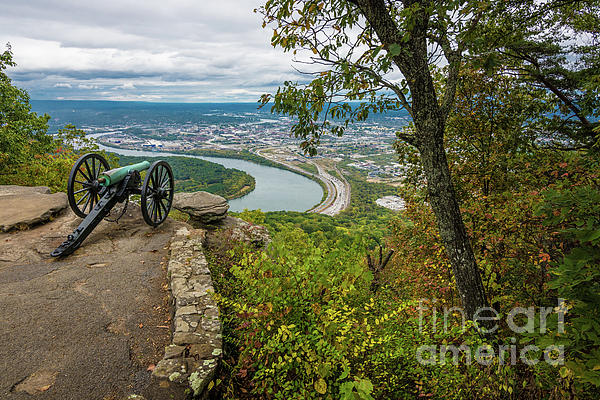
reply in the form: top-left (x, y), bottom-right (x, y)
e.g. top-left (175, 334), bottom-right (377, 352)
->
top-left (90, 136), bottom-right (323, 212)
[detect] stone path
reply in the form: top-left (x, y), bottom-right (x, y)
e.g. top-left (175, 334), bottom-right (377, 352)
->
top-left (0, 187), bottom-right (269, 399)
top-left (0, 201), bottom-right (188, 399)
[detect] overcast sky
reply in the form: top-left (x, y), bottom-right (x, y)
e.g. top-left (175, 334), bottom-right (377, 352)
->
top-left (0, 0), bottom-right (303, 102)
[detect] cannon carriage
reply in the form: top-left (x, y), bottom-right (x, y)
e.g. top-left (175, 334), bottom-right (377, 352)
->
top-left (51, 153), bottom-right (174, 257)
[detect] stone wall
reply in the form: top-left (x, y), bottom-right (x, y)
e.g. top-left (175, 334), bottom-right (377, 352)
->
top-left (152, 227), bottom-right (222, 397)
top-left (151, 191), bottom-right (271, 398)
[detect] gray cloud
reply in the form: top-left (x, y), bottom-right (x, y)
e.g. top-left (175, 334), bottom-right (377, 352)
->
top-left (0, 0), bottom-right (298, 101)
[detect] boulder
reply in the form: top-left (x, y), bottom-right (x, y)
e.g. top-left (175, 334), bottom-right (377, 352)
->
top-left (0, 185), bottom-right (68, 232)
top-left (173, 191), bottom-right (229, 224)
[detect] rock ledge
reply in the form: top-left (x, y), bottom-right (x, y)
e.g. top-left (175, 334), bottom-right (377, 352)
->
top-left (0, 185), bottom-right (67, 232)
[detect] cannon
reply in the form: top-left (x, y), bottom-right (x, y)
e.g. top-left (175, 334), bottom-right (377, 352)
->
top-left (51, 153), bottom-right (174, 257)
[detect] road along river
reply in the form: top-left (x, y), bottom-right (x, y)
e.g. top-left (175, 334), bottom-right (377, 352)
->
top-left (90, 139), bottom-right (323, 212)
top-left (255, 148), bottom-right (351, 216)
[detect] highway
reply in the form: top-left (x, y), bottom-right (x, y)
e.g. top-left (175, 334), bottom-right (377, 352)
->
top-left (254, 148), bottom-right (351, 216)
top-left (307, 164), bottom-right (350, 215)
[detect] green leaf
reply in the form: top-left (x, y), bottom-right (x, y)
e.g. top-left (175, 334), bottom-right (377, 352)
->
top-left (371, 45), bottom-right (383, 58)
top-left (582, 229), bottom-right (600, 243)
top-left (559, 367), bottom-right (569, 378)
top-left (388, 43), bottom-right (402, 57)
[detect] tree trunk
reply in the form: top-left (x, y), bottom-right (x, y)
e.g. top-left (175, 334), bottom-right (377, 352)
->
top-left (355, 0), bottom-right (489, 320)
top-left (417, 122), bottom-right (489, 319)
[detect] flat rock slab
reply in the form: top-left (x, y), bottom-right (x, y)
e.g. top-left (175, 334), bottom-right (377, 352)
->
top-left (0, 185), bottom-right (52, 196)
top-left (173, 191), bottom-right (229, 224)
top-left (0, 185), bottom-right (67, 232)
top-left (0, 203), bottom-right (189, 400)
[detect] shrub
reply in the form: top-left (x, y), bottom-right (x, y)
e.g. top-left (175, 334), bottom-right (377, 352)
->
top-left (534, 180), bottom-right (600, 395)
top-left (206, 226), bottom-right (568, 399)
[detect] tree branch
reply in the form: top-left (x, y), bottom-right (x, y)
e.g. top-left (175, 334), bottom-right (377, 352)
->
top-left (438, 8), bottom-right (485, 121)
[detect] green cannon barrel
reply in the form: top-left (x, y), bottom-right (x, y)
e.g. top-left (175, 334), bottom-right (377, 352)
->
top-left (98, 160), bottom-right (150, 186)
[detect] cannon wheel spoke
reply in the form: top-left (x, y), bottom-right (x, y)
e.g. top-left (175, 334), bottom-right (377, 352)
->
top-left (67, 153), bottom-right (110, 218)
top-left (159, 168), bottom-right (168, 189)
top-left (84, 159), bottom-right (92, 181)
top-left (83, 191), bottom-right (92, 213)
top-left (78, 167), bottom-right (91, 183)
top-left (156, 198), bottom-right (163, 221)
top-left (91, 157), bottom-right (98, 180)
top-left (150, 168), bottom-right (157, 190)
top-left (152, 197), bottom-right (157, 221)
top-left (76, 191), bottom-right (90, 206)
top-left (73, 187), bottom-right (89, 195)
top-left (159, 198), bottom-right (169, 217)
top-left (141, 161), bottom-right (174, 227)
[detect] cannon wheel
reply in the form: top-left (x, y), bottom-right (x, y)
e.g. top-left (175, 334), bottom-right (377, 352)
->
top-left (141, 160), bottom-right (174, 227)
top-left (67, 153), bottom-right (110, 218)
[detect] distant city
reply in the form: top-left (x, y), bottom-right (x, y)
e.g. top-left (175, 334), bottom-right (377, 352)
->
top-left (32, 100), bottom-right (411, 182)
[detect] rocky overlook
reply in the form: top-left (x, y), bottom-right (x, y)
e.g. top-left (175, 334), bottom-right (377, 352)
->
top-left (0, 186), bottom-right (268, 400)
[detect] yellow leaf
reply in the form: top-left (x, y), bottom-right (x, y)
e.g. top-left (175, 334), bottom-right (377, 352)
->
top-left (314, 378), bottom-right (327, 394)
top-left (559, 366), bottom-right (569, 378)
top-left (312, 48), bottom-right (318, 54)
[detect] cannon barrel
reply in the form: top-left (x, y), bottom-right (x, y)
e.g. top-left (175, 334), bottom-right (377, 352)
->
top-left (99, 160), bottom-right (150, 186)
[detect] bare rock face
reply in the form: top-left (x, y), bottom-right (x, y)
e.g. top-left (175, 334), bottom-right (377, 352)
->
top-left (0, 185), bottom-right (67, 232)
top-left (204, 216), bottom-right (271, 250)
top-left (173, 191), bottom-right (229, 224)
top-left (0, 202), bottom-right (190, 400)
top-left (0, 185), bottom-right (51, 196)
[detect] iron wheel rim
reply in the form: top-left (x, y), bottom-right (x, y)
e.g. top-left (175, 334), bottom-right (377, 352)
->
top-left (141, 160), bottom-right (174, 227)
top-left (67, 153), bottom-right (110, 218)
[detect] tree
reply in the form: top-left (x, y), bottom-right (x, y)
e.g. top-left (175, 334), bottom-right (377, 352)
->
top-left (258, 0), bottom-right (490, 320)
top-left (0, 43), bottom-right (53, 177)
top-left (0, 44), bottom-right (110, 191)
top-left (475, 0), bottom-right (600, 150)
top-left (444, 66), bottom-right (552, 197)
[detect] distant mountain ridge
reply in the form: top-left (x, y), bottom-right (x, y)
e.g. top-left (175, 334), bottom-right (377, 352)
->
top-left (30, 100), bottom-right (411, 133)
